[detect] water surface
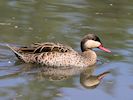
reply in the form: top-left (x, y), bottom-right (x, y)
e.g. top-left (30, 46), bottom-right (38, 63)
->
top-left (0, 0), bottom-right (133, 100)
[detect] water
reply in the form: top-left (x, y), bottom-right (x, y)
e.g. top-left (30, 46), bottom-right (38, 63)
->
top-left (0, 0), bottom-right (133, 100)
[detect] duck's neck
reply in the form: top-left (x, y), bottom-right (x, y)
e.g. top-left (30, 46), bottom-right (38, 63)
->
top-left (82, 49), bottom-right (97, 66)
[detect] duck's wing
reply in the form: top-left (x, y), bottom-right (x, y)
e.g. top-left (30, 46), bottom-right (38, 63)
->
top-left (31, 42), bottom-right (74, 53)
top-left (7, 42), bottom-right (74, 54)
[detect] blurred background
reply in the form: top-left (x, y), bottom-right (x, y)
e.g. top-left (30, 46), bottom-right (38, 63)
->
top-left (0, 0), bottom-right (133, 100)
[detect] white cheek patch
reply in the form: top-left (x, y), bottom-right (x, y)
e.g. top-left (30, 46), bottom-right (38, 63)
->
top-left (84, 40), bottom-right (101, 48)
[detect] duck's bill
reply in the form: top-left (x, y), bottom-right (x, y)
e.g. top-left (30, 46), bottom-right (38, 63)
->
top-left (98, 45), bottom-right (111, 53)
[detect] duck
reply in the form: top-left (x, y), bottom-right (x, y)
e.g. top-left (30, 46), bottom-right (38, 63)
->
top-left (7, 33), bottom-right (111, 68)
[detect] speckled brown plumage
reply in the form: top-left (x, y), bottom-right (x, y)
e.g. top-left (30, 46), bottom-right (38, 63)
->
top-left (8, 34), bottom-right (111, 68)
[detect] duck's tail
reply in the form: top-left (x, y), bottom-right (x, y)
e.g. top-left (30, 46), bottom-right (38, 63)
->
top-left (6, 44), bottom-right (23, 59)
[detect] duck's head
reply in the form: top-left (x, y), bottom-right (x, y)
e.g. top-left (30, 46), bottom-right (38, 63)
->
top-left (81, 33), bottom-right (111, 53)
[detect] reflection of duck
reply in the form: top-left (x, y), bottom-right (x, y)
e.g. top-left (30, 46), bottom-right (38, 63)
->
top-left (23, 65), bottom-right (110, 88)
top-left (7, 34), bottom-right (111, 68)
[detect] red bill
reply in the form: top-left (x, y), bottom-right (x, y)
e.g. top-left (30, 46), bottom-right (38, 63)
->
top-left (98, 45), bottom-right (111, 53)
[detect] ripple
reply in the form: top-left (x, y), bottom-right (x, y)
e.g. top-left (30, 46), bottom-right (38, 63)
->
top-left (127, 27), bottom-right (133, 35)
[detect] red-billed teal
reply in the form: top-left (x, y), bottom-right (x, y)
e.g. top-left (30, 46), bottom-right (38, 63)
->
top-left (7, 33), bottom-right (111, 68)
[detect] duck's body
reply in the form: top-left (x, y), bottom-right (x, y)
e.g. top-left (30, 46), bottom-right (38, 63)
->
top-left (8, 42), bottom-right (97, 68)
top-left (8, 34), bottom-right (111, 68)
